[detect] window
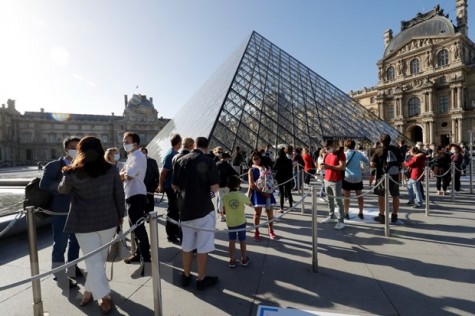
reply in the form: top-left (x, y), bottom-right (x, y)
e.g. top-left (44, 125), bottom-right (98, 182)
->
top-left (102, 134), bottom-right (108, 144)
top-left (388, 105), bottom-right (395, 120)
top-left (26, 149), bottom-right (32, 161)
top-left (439, 95), bottom-right (449, 113)
top-left (370, 96), bottom-right (375, 103)
top-left (437, 49), bottom-right (449, 67)
top-left (49, 133), bottom-right (56, 143)
top-left (386, 66), bottom-right (395, 80)
top-left (408, 97), bottom-right (421, 117)
top-left (410, 58), bottom-right (419, 74)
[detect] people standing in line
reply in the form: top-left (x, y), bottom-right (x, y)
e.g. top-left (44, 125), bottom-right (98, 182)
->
top-left (342, 139), bottom-right (369, 220)
top-left (292, 147), bottom-right (304, 190)
top-left (273, 147), bottom-right (294, 213)
top-left (320, 140), bottom-right (346, 229)
top-left (172, 137), bottom-right (220, 291)
top-left (158, 134), bottom-right (182, 244)
top-left (58, 136), bottom-right (125, 314)
top-left (216, 152), bottom-right (239, 222)
top-left (302, 147), bottom-right (317, 186)
top-left (404, 147), bottom-right (426, 208)
top-left (212, 146), bottom-right (224, 163)
top-left (450, 144), bottom-right (464, 192)
top-left (248, 152), bottom-right (277, 241)
top-left (39, 136), bottom-right (82, 289)
top-left (231, 146), bottom-right (245, 175)
top-left (371, 134), bottom-right (404, 224)
top-left (104, 147), bottom-right (122, 170)
top-left (317, 148), bottom-right (328, 202)
top-left (120, 132), bottom-right (151, 276)
top-left (368, 141), bottom-right (381, 187)
top-left (222, 175), bottom-right (252, 268)
top-left (432, 145), bottom-right (451, 195)
top-left (460, 144), bottom-right (471, 176)
top-left (140, 147), bottom-right (159, 214)
top-left (263, 144), bottom-right (275, 163)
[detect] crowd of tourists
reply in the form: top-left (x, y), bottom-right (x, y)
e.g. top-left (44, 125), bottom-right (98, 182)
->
top-left (35, 130), bottom-right (471, 313)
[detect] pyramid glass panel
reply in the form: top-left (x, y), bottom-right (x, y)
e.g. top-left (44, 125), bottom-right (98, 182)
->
top-left (148, 31), bottom-right (405, 164)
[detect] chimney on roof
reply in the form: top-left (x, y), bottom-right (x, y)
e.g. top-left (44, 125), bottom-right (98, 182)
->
top-left (40, 108), bottom-right (44, 113)
top-left (111, 112), bottom-right (114, 116)
top-left (384, 29), bottom-right (393, 49)
top-left (150, 97), bottom-right (153, 104)
top-left (456, 0), bottom-right (468, 36)
top-left (124, 95), bottom-right (128, 107)
top-left (7, 99), bottom-right (15, 109)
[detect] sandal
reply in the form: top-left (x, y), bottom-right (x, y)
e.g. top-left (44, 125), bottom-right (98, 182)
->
top-left (100, 296), bottom-right (112, 314)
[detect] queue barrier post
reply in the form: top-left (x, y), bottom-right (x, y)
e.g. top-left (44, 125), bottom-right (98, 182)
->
top-left (470, 130), bottom-right (473, 194)
top-left (451, 162), bottom-right (455, 202)
top-left (149, 211), bottom-right (163, 316)
top-left (26, 206), bottom-right (44, 316)
top-left (384, 173), bottom-right (390, 237)
top-left (301, 167), bottom-right (305, 196)
top-left (425, 166), bottom-right (430, 216)
top-left (311, 185), bottom-right (319, 273)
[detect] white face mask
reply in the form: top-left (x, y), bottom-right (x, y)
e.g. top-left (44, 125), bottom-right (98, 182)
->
top-left (450, 149), bottom-right (456, 154)
top-left (114, 153), bottom-right (121, 161)
top-left (67, 149), bottom-right (77, 159)
top-left (123, 143), bottom-right (134, 152)
top-left (327, 147), bottom-right (334, 154)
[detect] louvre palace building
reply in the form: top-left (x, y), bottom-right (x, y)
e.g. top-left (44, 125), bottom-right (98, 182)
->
top-left (0, 95), bottom-right (169, 166)
top-left (351, 0), bottom-right (475, 146)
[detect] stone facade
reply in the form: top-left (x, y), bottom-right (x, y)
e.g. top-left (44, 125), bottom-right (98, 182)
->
top-left (350, 0), bottom-right (475, 146)
top-left (0, 95), bottom-right (169, 167)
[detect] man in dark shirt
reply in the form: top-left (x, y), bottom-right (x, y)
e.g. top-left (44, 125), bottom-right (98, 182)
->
top-left (172, 137), bottom-right (220, 291)
top-left (370, 134), bottom-right (404, 224)
top-left (40, 136), bottom-right (82, 289)
top-left (140, 147), bottom-right (159, 214)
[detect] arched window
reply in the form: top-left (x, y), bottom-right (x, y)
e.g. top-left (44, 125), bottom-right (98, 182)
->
top-left (386, 66), bottom-right (395, 80)
top-left (410, 58), bottom-right (419, 74)
top-left (408, 97), bottom-right (421, 117)
top-left (437, 49), bottom-right (449, 67)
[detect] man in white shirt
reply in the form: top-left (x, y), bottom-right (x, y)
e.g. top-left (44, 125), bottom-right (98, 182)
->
top-left (120, 132), bottom-right (150, 277)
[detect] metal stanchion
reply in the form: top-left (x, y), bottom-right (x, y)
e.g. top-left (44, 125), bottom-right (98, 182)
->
top-left (425, 166), bottom-right (430, 216)
top-left (311, 186), bottom-right (318, 273)
top-left (131, 232), bottom-right (137, 255)
top-left (451, 162), bottom-right (455, 202)
top-left (384, 173), bottom-right (390, 237)
top-left (296, 165), bottom-right (301, 194)
top-left (26, 206), bottom-right (44, 316)
top-left (469, 130), bottom-right (473, 194)
top-left (149, 211), bottom-right (163, 316)
top-left (301, 167), bottom-right (305, 196)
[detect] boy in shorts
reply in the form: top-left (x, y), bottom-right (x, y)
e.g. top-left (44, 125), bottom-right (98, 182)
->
top-left (222, 175), bottom-right (252, 268)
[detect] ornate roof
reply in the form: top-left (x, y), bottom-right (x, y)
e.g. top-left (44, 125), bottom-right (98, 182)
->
top-left (126, 94), bottom-right (155, 109)
top-left (384, 7), bottom-right (455, 57)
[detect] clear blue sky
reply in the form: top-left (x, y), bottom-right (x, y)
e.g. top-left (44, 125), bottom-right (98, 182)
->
top-left (1, 0), bottom-right (471, 119)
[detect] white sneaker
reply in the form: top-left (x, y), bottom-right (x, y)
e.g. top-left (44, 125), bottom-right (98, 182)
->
top-left (334, 222), bottom-right (345, 230)
top-left (220, 216), bottom-right (226, 222)
top-left (318, 197), bottom-right (327, 202)
top-left (321, 216), bottom-right (337, 223)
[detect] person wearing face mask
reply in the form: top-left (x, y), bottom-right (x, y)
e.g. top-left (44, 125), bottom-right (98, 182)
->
top-left (104, 147), bottom-right (122, 169)
top-left (120, 132), bottom-right (151, 277)
top-left (39, 136), bottom-right (83, 289)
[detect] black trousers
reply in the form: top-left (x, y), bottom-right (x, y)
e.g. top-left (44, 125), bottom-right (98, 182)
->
top-left (165, 188), bottom-right (181, 240)
top-left (126, 194), bottom-right (150, 261)
top-left (145, 188), bottom-right (155, 214)
top-left (278, 182), bottom-right (293, 209)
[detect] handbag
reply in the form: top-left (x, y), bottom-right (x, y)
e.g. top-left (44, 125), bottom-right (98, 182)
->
top-left (106, 228), bottom-right (131, 262)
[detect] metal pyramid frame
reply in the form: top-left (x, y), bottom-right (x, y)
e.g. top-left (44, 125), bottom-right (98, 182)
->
top-left (148, 31), bottom-right (403, 163)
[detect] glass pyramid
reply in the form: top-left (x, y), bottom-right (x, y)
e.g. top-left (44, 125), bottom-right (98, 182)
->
top-left (148, 31), bottom-right (403, 163)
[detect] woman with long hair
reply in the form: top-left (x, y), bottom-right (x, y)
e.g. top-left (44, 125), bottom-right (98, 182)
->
top-left (59, 136), bottom-right (125, 314)
top-left (248, 152), bottom-right (277, 241)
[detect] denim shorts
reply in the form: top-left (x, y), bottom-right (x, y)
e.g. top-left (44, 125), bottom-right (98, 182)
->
top-left (227, 223), bottom-right (247, 241)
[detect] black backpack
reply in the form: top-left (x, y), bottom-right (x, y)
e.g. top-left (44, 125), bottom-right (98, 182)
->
top-left (24, 177), bottom-right (54, 210)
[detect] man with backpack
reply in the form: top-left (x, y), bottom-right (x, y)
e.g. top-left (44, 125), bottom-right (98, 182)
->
top-left (39, 136), bottom-right (82, 289)
top-left (370, 134), bottom-right (404, 224)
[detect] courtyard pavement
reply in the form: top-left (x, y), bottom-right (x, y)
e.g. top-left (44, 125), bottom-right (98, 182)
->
top-left (0, 168), bottom-right (474, 315)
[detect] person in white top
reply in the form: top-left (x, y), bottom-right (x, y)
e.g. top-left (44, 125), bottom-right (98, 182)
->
top-left (120, 132), bottom-right (150, 277)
